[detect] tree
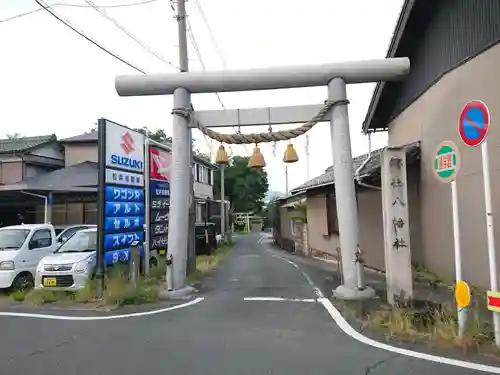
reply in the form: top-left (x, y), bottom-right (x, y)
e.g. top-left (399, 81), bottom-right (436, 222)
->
top-left (133, 127), bottom-right (171, 144)
top-left (213, 156), bottom-right (269, 213)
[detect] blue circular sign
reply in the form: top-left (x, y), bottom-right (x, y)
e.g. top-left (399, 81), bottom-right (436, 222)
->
top-left (459, 100), bottom-right (490, 147)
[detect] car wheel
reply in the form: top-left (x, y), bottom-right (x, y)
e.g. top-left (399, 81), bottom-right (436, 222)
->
top-left (12, 273), bottom-right (34, 292)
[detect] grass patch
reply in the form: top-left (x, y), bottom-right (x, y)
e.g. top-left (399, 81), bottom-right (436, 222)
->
top-left (24, 263), bottom-right (165, 308)
top-left (356, 297), bottom-right (498, 355)
top-left (187, 242), bottom-right (233, 285)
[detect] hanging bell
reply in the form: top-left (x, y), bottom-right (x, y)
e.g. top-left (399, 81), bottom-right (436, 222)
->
top-left (283, 143), bottom-right (299, 163)
top-left (248, 144), bottom-right (266, 168)
top-left (215, 144), bottom-right (229, 165)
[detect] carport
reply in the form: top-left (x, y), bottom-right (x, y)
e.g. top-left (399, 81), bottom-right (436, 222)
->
top-left (0, 162), bottom-right (98, 226)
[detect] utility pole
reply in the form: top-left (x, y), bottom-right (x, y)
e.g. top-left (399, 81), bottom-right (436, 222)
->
top-left (176, 0), bottom-right (196, 276)
top-left (165, 0), bottom-right (191, 290)
top-left (285, 165), bottom-right (289, 195)
top-left (305, 134), bottom-right (310, 180)
top-left (220, 165), bottom-right (226, 240)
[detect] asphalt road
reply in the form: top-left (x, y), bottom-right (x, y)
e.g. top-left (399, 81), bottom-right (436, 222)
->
top-left (0, 234), bottom-right (492, 374)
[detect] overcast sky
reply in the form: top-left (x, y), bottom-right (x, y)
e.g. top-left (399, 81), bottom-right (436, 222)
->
top-left (1, 0), bottom-right (404, 193)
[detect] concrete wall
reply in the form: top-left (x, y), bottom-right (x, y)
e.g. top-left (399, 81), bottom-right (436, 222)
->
top-left (306, 195), bottom-right (339, 256)
top-left (387, 43), bottom-right (500, 288)
top-left (63, 144), bottom-right (98, 167)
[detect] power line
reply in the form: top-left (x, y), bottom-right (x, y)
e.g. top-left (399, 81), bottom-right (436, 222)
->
top-left (192, 0), bottom-right (226, 69)
top-left (1, 0), bottom-right (159, 24)
top-left (186, 12), bottom-right (250, 157)
top-left (81, 0), bottom-right (177, 68)
top-left (33, 0), bottom-right (146, 73)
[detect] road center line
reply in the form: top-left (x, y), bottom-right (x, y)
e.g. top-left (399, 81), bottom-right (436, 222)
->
top-left (0, 297), bottom-right (205, 321)
top-left (258, 235), bottom-right (500, 373)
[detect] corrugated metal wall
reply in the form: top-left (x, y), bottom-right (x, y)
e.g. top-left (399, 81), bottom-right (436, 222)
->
top-left (379, 0), bottom-right (500, 125)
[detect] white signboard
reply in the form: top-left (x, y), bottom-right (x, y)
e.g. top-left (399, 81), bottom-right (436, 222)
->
top-left (106, 169), bottom-right (144, 187)
top-left (105, 121), bottom-right (145, 173)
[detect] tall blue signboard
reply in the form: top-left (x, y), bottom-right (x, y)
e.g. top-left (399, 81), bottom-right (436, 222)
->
top-left (97, 119), bottom-right (145, 271)
top-left (146, 143), bottom-right (171, 256)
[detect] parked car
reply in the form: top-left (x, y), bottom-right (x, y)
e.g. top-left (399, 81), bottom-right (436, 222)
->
top-left (35, 228), bottom-right (159, 291)
top-left (0, 224), bottom-right (59, 291)
top-left (54, 224), bottom-right (97, 244)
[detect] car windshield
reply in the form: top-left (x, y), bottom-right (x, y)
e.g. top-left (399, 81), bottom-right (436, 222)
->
top-left (0, 229), bottom-right (30, 250)
top-left (57, 231), bottom-right (97, 253)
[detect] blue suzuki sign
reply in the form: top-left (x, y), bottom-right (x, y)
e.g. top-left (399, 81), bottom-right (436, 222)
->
top-left (98, 119), bottom-right (146, 272)
top-left (104, 231), bottom-right (144, 251)
top-left (105, 202), bottom-right (144, 217)
top-left (104, 216), bottom-right (143, 232)
top-left (105, 186), bottom-right (144, 202)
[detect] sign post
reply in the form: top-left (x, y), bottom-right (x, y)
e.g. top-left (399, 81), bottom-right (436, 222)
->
top-left (459, 100), bottom-right (499, 346)
top-left (97, 119), bottom-right (146, 296)
top-left (433, 140), bottom-right (466, 336)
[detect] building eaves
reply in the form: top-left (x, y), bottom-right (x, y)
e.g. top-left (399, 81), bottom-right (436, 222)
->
top-left (0, 134), bottom-right (57, 154)
top-left (59, 131), bottom-right (98, 143)
top-left (290, 141), bottom-right (420, 194)
top-left (362, 0), bottom-right (416, 134)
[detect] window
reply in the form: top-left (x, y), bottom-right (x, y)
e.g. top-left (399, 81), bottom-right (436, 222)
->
top-left (58, 226), bottom-right (87, 243)
top-left (0, 229), bottom-right (30, 250)
top-left (325, 193), bottom-right (339, 235)
top-left (208, 169), bottom-right (212, 185)
top-left (30, 229), bottom-right (52, 249)
top-left (195, 164), bottom-right (201, 182)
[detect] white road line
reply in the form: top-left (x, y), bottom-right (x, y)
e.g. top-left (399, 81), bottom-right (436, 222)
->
top-left (318, 297), bottom-right (500, 373)
top-left (0, 297), bottom-right (204, 321)
top-left (258, 238), bottom-right (500, 373)
top-left (244, 297), bottom-right (317, 303)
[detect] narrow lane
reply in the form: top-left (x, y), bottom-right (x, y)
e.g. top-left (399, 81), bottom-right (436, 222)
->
top-left (0, 234), bottom-right (493, 374)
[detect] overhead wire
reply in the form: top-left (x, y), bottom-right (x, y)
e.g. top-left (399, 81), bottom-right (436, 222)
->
top-left (33, 0), bottom-right (146, 74)
top-left (1, 0), bottom-right (160, 24)
top-left (188, 1), bottom-right (250, 157)
top-left (81, 0), bottom-right (177, 68)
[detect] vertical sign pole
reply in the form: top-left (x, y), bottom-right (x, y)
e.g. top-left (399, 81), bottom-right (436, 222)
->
top-left (144, 138), bottom-right (151, 276)
top-left (451, 179), bottom-right (466, 337)
top-left (481, 138), bottom-right (500, 346)
top-left (220, 165), bottom-right (226, 240)
top-left (96, 118), bottom-right (107, 298)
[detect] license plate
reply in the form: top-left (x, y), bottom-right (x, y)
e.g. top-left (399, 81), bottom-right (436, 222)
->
top-left (159, 249), bottom-right (166, 255)
top-left (43, 277), bottom-right (57, 287)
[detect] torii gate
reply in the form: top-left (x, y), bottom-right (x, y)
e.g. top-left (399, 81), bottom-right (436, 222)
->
top-left (115, 57), bottom-right (410, 299)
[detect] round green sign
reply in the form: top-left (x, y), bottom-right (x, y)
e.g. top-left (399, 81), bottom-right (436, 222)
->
top-left (433, 141), bottom-right (460, 183)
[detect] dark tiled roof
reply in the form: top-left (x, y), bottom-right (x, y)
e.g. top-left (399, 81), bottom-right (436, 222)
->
top-left (0, 135), bottom-right (57, 153)
top-left (59, 131), bottom-right (98, 143)
top-left (290, 142), bottom-right (420, 194)
top-left (19, 161), bottom-right (98, 191)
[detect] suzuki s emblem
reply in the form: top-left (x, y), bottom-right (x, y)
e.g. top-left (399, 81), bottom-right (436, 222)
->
top-left (121, 132), bottom-right (135, 154)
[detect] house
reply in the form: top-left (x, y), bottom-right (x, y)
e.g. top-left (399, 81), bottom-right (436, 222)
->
top-left (0, 135), bottom-right (64, 185)
top-left (283, 0), bottom-right (500, 290)
top-left (361, 0), bottom-right (500, 289)
top-left (59, 130), bottom-right (215, 223)
top-left (279, 144), bottom-right (420, 272)
top-left (0, 130), bottom-right (216, 226)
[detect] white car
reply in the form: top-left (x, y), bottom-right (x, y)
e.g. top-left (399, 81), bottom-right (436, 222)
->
top-left (36, 228), bottom-right (159, 291)
top-left (0, 224), bottom-right (59, 291)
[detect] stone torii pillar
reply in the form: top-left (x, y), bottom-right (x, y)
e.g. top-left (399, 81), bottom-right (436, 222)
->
top-left (115, 57), bottom-right (410, 299)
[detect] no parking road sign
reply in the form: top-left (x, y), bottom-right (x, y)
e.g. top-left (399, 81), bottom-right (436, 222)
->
top-left (433, 141), bottom-right (460, 183)
top-left (459, 100), bottom-right (490, 147)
